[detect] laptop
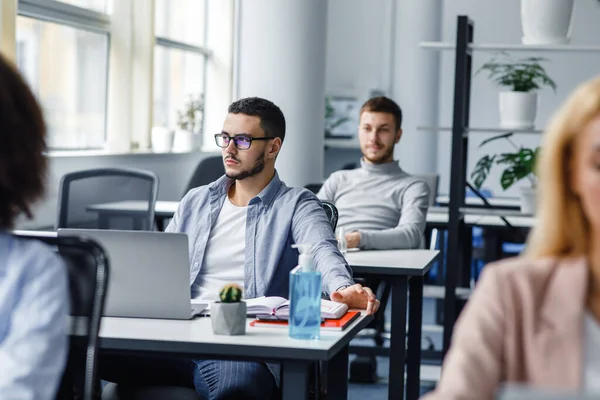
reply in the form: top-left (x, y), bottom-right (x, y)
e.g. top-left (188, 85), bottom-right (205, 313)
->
top-left (57, 229), bottom-right (207, 319)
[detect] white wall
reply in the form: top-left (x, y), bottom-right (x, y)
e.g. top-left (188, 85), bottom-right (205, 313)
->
top-left (325, 0), bottom-right (441, 177)
top-left (325, 0), bottom-right (394, 95)
top-left (325, 0), bottom-right (600, 197)
top-left (236, 0), bottom-right (327, 187)
top-left (17, 153), bottom-right (206, 230)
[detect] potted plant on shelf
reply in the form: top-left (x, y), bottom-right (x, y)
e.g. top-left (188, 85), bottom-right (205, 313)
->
top-left (521, 0), bottom-right (575, 45)
top-left (471, 132), bottom-right (540, 214)
top-left (211, 284), bottom-right (247, 336)
top-left (478, 53), bottom-right (556, 130)
top-left (173, 93), bottom-right (205, 153)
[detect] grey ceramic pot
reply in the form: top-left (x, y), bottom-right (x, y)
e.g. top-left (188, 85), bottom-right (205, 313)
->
top-left (211, 301), bottom-right (247, 335)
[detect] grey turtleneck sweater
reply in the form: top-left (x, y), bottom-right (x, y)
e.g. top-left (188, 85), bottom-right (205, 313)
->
top-left (317, 159), bottom-right (430, 250)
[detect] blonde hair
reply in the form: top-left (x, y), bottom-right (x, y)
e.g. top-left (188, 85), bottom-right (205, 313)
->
top-left (526, 76), bottom-right (600, 258)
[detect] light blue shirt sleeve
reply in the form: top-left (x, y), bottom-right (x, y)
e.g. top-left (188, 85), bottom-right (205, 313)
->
top-left (292, 192), bottom-right (354, 295)
top-left (0, 236), bottom-right (70, 400)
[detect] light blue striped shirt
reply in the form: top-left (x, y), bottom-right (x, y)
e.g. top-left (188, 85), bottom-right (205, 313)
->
top-left (166, 171), bottom-right (355, 299)
top-left (0, 232), bottom-right (69, 400)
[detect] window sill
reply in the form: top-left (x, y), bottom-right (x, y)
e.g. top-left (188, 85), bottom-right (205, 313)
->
top-left (46, 148), bottom-right (205, 158)
top-left (200, 146), bottom-right (221, 154)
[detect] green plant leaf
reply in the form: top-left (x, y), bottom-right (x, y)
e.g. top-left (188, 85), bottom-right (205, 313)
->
top-left (478, 132), bottom-right (514, 148)
top-left (477, 53), bottom-right (556, 92)
top-left (496, 148), bottom-right (537, 189)
top-left (500, 168), bottom-right (518, 190)
top-left (470, 154), bottom-right (496, 189)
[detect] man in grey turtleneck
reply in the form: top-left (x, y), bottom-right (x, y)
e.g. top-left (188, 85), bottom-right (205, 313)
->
top-left (317, 96), bottom-right (430, 250)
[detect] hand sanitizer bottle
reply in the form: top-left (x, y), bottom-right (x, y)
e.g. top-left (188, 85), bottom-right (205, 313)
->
top-left (337, 227), bottom-right (347, 254)
top-left (289, 244), bottom-right (322, 340)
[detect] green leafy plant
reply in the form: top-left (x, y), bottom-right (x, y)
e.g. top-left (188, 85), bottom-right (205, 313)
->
top-left (176, 93), bottom-right (205, 133)
top-left (324, 96), bottom-right (351, 137)
top-left (477, 52), bottom-right (557, 92)
top-left (219, 284), bottom-right (243, 303)
top-left (471, 132), bottom-right (540, 191)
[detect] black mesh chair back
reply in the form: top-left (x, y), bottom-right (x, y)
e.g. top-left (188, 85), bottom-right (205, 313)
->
top-left (182, 155), bottom-right (225, 197)
top-left (14, 232), bottom-right (109, 400)
top-left (56, 168), bottom-right (158, 231)
top-left (322, 201), bottom-right (338, 231)
top-left (304, 183), bottom-right (323, 195)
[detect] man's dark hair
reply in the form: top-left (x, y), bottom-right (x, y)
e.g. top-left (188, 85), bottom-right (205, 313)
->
top-left (228, 97), bottom-right (286, 142)
top-left (360, 96), bottom-right (403, 131)
top-left (0, 53), bottom-right (48, 229)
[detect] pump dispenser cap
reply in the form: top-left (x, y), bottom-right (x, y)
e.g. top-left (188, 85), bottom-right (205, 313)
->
top-left (292, 244), bottom-right (315, 271)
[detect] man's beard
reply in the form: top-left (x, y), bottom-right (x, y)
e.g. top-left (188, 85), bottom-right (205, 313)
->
top-left (364, 145), bottom-right (394, 164)
top-left (225, 151), bottom-right (266, 180)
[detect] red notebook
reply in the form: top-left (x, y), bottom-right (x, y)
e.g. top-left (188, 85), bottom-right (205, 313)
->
top-left (249, 310), bottom-right (361, 332)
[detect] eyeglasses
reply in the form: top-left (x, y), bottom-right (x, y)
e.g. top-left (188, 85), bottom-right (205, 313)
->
top-left (214, 133), bottom-right (273, 150)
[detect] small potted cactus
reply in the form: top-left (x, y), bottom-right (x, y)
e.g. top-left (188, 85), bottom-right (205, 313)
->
top-left (211, 284), bottom-right (247, 335)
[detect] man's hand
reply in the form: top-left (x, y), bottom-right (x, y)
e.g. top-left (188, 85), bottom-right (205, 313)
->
top-left (345, 231), bottom-right (361, 249)
top-left (330, 284), bottom-right (380, 315)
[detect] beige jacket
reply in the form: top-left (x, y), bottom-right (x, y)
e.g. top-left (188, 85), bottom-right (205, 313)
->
top-left (423, 257), bottom-right (589, 399)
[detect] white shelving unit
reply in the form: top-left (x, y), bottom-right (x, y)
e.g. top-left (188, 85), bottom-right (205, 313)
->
top-left (417, 126), bottom-right (544, 134)
top-left (420, 41), bottom-right (600, 53)
top-left (324, 138), bottom-right (361, 150)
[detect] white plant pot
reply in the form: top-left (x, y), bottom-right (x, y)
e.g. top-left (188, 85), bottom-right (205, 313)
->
top-left (211, 302), bottom-right (247, 336)
top-left (172, 129), bottom-right (195, 153)
top-left (521, 0), bottom-right (575, 45)
top-left (499, 91), bottom-right (538, 130)
top-left (151, 127), bottom-right (174, 153)
top-left (520, 186), bottom-right (537, 215)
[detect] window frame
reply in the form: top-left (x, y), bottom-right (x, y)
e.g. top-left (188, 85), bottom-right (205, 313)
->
top-left (17, 0), bottom-right (111, 150)
top-left (153, 0), bottom-right (212, 148)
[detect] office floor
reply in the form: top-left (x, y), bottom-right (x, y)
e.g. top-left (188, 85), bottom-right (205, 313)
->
top-left (347, 298), bottom-right (439, 399)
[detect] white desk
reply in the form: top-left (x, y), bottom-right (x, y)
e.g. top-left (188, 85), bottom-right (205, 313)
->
top-left (345, 249), bottom-right (439, 400)
top-left (87, 201), bottom-right (179, 230)
top-left (427, 206), bottom-right (534, 228)
top-left (436, 195), bottom-right (521, 209)
top-left (98, 314), bottom-right (372, 400)
top-left (87, 200), bottom-right (179, 216)
top-left (86, 201), bottom-right (439, 399)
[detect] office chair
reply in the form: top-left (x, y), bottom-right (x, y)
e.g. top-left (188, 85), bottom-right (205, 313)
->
top-left (56, 168), bottom-right (158, 231)
top-left (14, 231), bottom-right (109, 400)
top-left (182, 155), bottom-right (225, 197)
top-left (321, 201), bottom-right (338, 231)
top-left (305, 183), bottom-right (324, 195)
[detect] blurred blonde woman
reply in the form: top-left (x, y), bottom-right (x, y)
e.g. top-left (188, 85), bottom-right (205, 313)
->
top-left (423, 76), bottom-right (600, 399)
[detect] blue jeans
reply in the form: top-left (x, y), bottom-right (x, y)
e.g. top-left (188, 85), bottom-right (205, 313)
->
top-left (99, 354), bottom-right (277, 400)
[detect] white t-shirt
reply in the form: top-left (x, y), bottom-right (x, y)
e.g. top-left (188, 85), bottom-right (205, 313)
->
top-left (583, 311), bottom-right (600, 393)
top-left (192, 198), bottom-right (246, 301)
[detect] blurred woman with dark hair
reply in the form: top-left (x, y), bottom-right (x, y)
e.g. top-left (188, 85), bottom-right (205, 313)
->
top-left (0, 53), bottom-right (69, 400)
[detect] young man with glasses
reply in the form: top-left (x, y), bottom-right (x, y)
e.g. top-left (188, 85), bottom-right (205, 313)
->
top-left (101, 97), bottom-right (379, 399)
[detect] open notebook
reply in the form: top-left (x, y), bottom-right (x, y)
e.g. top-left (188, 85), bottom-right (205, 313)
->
top-left (245, 296), bottom-right (349, 319)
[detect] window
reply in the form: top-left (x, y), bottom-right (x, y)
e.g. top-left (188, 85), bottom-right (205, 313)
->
top-left (17, 0), bottom-right (110, 150)
top-left (155, 0), bottom-right (205, 47)
top-left (55, 0), bottom-right (110, 14)
top-left (153, 0), bottom-right (210, 135)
